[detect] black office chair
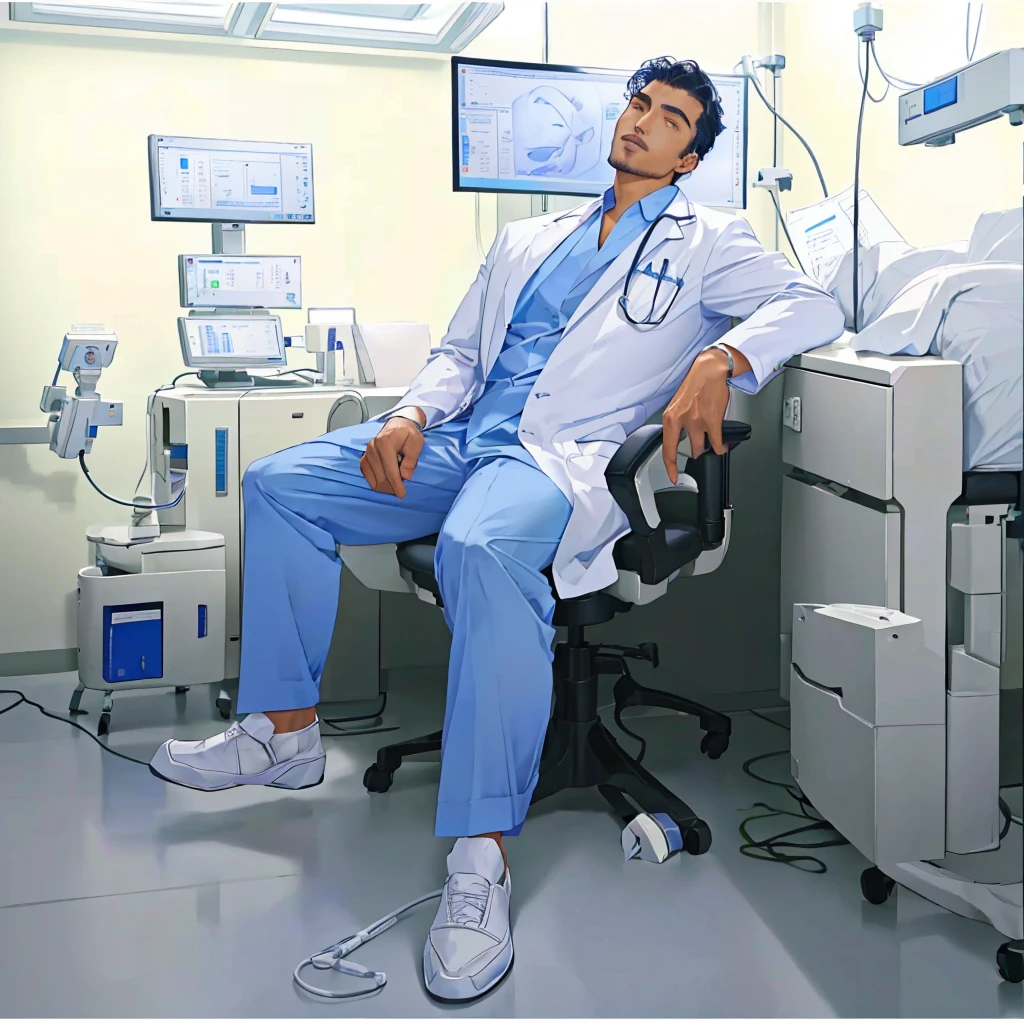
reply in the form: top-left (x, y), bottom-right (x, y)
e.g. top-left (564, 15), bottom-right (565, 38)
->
top-left (344, 421), bottom-right (752, 855)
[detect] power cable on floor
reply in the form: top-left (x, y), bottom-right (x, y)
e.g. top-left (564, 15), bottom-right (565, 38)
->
top-left (0, 689), bottom-right (152, 767)
top-left (320, 692), bottom-right (399, 737)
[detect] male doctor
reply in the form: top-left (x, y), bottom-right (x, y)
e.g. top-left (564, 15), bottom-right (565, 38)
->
top-left (152, 58), bottom-right (844, 1001)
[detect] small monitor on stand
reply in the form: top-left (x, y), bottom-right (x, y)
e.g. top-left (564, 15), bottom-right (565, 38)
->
top-left (177, 315), bottom-right (298, 389)
top-left (153, 135), bottom-right (316, 387)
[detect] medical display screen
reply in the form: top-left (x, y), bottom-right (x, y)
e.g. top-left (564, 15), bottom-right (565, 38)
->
top-left (178, 316), bottom-right (286, 368)
top-left (923, 76), bottom-right (958, 115)
top-left (150, 136), bottom-right (314, 223)
top-left (452, 57), bottom-right (748, 209)
top-left (179, 255), bottom-right (302, 309)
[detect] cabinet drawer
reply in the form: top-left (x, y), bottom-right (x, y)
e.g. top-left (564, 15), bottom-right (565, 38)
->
top-left (782, 369), bottom-right (893, 499)
top-left (790, 670), bottom-right (945, 865)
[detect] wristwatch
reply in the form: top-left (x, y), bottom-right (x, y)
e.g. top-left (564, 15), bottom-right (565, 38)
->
top-left (705, 342), bottom-right (735, 379)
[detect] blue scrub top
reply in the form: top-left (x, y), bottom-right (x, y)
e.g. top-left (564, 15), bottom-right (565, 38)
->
top-left (462, 184), bottom-right (679, 463)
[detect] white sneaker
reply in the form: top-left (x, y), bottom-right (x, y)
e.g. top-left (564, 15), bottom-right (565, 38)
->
top-left (423, 838), bottom-right (513, 1002)
top-left (149, 713), bottom-right (326, 792)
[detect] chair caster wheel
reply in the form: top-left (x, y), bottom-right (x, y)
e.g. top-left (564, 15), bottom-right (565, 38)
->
top-left (683, 821), bottom-right (712, 856)
top-left (860, 866), bottom-right (896, 905)
top-left (997, 942), bottom-right (1024, 983)
top-left (216, 697), bottom-right (231, 720)
top-left (97, 712), bottom-right (110, 737)
top-left (700, 732), bottom-right (729, 759)
top-left (363, 764), bottom-right (394, 794)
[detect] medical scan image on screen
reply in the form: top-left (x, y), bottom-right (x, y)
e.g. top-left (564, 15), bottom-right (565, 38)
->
top-left (455, 61), bottom-right (747, 207)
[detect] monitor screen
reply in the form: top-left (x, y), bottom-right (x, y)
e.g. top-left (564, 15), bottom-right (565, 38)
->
top-left (179, 255), bottom-right (302, 309)
top-left (452, 57), bottom-right (747, 209)
top-left (177, 316), bottom-right (286, 369)
top-left (150, 136), bottom-right (314, 223)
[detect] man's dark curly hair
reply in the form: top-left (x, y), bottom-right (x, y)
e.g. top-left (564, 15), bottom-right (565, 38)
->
top-left (625, 57), bottom-right (726, 176)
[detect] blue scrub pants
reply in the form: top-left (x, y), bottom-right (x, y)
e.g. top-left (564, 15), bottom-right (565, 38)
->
top-left (236, 419), bottom-right (572, 838)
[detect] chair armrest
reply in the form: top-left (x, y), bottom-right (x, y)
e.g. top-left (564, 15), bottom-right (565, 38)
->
top-left (605, 421), bottom-right (752, 545)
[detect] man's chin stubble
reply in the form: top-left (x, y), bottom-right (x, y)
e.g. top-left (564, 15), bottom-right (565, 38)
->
top-left (606, 154), bottom-right (662, 179)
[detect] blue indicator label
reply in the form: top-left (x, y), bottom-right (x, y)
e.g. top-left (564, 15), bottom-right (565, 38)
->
top-left (923, 76), bottom-right (958, 115)
top-left (215, 427), bottom-right (228, 496)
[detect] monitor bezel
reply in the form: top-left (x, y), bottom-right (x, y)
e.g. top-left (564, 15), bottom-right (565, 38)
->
top-left (177, 315), bottom-right (288, 370)
top-left (450, 56), bottom-right (749, 209)
top-left (177, 254), bottom-right (304, 309)
top-left (150, 135), bottom-right (316, 225)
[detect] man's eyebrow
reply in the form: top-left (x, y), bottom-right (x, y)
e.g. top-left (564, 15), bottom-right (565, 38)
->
top-left (661, 103), bottom-right (692, 128)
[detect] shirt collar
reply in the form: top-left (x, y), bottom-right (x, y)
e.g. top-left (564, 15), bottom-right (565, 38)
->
top-left (600, 183), bottom-right (681, 221)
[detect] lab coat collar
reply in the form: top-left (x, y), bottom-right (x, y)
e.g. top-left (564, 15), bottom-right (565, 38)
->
top-left (593, 183), bottom-right (682, 222)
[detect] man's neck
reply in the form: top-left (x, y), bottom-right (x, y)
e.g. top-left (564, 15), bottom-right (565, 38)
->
top-left (609, 171), bottom-right (675, 218)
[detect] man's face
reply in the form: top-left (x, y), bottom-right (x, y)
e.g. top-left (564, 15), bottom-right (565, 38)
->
top-left (607, 79), bottom-right (705, 182)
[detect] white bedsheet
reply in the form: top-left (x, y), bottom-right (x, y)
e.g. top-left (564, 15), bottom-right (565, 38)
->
top-left (826, 209), bottom-right (1023, 473)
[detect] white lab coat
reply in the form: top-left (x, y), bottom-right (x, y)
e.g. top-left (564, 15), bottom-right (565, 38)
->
top-left (398, 191), bottom-right (845, 598)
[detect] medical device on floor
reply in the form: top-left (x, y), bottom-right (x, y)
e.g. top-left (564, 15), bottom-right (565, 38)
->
top-left (294, 889), bottom-right (443, 999)
top-left (40, 324), bottom-right (229, 736)
top-left (899, 48), bottom-right (1024, 147)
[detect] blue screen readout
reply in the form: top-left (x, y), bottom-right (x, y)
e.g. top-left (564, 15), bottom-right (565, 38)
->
top-left (923, 76), bottom-right (958, 115)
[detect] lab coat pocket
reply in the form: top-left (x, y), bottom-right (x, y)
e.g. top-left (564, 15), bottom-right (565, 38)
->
top-left (619, 262), bottom-right (691, 326)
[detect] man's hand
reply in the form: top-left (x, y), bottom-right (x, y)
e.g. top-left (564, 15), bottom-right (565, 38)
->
top-left (661, 345), bottom-right (750, 484)
top-left (360, 408), bottom-right (426, 499)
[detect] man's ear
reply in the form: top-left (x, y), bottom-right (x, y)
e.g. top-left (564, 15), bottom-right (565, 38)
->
top-left (675, 151), bottom-right (700, 177)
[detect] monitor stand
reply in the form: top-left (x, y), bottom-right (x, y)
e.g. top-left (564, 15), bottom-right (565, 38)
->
top-left (197, 370), bottom-right (311, 389)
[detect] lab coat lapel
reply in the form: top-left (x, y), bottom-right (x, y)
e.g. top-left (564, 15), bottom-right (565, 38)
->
top-left (563, 193), bottom-right (694, 336)
top-left (484, 200), bottom-right (600, 369)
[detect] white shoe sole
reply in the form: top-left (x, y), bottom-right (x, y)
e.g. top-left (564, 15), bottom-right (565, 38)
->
top-left (149, 742), bottom-right (326, 792)
top-left (423, 935), bottom-right (514, 1003)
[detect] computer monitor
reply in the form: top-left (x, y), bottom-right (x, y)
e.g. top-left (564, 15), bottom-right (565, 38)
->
top-left (178, 255), bottom-right (302, 309)
top-left (150, 136), bottom-right (315, 223)
top-left (452, 57), bottom-right (748, 209)
top-left (177, 316), bottom-right (287, 370)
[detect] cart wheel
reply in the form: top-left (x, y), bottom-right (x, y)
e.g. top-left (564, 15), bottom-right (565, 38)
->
top-left (363, 764), bottom-right (394, 794)
top-left (996, 941), bottom-right (1024, 984)
top-left (175, 686), bottom-right (190, 694)
top-left (97, 712), bottom-right (111, 737)
top-left (861, 866), bottom-right (896, 905)
top-left (683, 820), bottom-right (712, 856)
top-left (700, 731), bottom-right (729, 760)
top-left (216, 696), bottom-right (232, 720)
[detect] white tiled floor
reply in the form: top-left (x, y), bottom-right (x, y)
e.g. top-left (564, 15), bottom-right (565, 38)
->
top-left (1, 673), bottom-right (1020, 1018)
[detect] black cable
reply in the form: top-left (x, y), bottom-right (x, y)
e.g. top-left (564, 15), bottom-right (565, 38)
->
top-left (739, 750), bottom-right (849, 872)
top-left (79, 452), bottom-right (186, 511)
top-left (746, 66), bottom-right (829, 198)
top-left (769, 192), bottom-right (806, 274)
top-left (999, 797), bottom-right (1021, 837)
top-left (852, 39), bottom-right (871, 334)
top-left (321, 692), bottom-right (398, 736)
top-left (0, 689), bottom-right (151, 767)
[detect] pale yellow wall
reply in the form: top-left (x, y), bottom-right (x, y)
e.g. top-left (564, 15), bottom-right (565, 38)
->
top-left (0, 0), bottom-right (771, 655)
top-left (781, 0), bottom-right (1024, 248)
top-left (0, 6), bottom-right (539, 653)
top-left (3, 1), bottom-right (1018, 657)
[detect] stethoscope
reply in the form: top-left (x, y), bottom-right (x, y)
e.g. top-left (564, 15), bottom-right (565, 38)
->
top-left (617, 209), bottom-right (697, 327)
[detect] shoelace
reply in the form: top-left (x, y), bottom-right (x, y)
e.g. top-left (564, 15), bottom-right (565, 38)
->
top-left (447, 874), bottom-right (491, 926)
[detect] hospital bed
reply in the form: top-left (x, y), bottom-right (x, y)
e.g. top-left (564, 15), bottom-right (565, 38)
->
top-left (781, 215), bottom-right (1024, 972)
